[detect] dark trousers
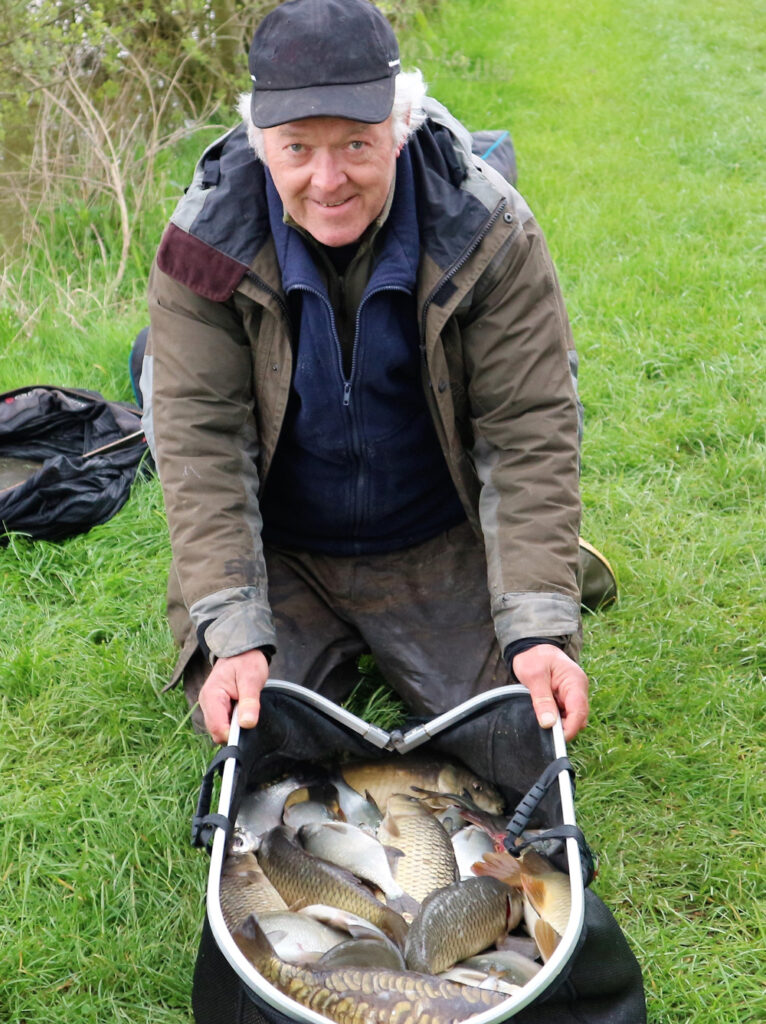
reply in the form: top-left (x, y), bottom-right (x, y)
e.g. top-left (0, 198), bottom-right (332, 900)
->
top-left (171, 520), bottom-right (510, 727)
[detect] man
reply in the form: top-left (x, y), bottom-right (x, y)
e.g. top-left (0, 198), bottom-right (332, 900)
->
top-left (143, 0), bottom-right (588, 745)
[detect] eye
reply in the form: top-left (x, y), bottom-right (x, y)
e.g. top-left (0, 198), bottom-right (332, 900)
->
top-left (348, 140), bottom-right (365, 151)
top-left (288, 143), bottom-right (304, 154)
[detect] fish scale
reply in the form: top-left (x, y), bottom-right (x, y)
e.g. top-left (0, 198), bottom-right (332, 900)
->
top-left (258, 825), bottom-right (409, 949)
top-left (377, 794), bottom-right (457, 904)
top-left (235, 914), bottom-right (507, 1024)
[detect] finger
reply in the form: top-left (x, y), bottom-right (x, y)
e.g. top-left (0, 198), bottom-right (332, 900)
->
top-left (522, 676), bottom-right (560, 730)
top-left (560, 687), bottom-right (589, 741)
top-left (200, 685), bottom-right (233, 745)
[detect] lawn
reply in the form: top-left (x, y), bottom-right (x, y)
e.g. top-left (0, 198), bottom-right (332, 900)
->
top-left (1, 0), bottom-right (764, 1021)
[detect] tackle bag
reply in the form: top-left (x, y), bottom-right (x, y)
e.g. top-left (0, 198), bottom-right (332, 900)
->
top-left (471, 130), bottom-right (518, 186)
top-left (0, 385), bottom-right (149, 542)
top-left (190, 683), bottom-right (645, 1023)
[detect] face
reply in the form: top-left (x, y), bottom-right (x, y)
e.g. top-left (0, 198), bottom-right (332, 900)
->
top-left (262, 116), bottom-right (401, 247)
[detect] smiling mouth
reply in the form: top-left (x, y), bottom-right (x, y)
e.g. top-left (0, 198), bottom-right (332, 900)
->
top-left (314, 197), bottom-right (353, 208)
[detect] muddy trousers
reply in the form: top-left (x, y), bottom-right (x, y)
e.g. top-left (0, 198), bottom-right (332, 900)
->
top-left (169, 520), bottom-right (511, 727)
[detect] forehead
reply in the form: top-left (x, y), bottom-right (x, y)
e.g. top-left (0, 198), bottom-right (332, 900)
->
top-left (271, 116), bottom-right (390, 141)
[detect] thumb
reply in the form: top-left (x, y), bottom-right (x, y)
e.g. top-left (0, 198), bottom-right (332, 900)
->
top-left (236, 680), bottom-right (263, 729)
top-left (529, 692), bottom-right (558, 730)
top-left (512, 646), bottom-right (559, 729)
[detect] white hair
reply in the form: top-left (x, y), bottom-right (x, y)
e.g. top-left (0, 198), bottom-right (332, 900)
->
top-left (237, 69), bottom-right (428, 163)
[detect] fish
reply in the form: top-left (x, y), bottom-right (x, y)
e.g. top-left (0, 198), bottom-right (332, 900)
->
top-left (229, 825), bottom-right (260, 855)
top-left (409, 786), bottom-right (509, 838)
top-left (456, 949), bottom-right (541, 986)
top-left (493, 932), bottom-right (541, 960)
top-left (533, 918), bottom-right (561, 962)
top-left (233, 913), bottom-right (508, 1023)
top-left (257, 826), bottom-right (408, 949)
top-left (377, 793), bottom-right (458, 903)
top-left (255, 911), bottom-right (348, 963)
top-left (218, 852), bottom-right (287, 931)
top-left (235, 770), bottom-right (323, 841)
top-left (404, 876), bottom-right (523, 975)
top-left (316, 937), bottom-right (407, 971)
top-left (298, 904), bottom-right (398, 944)
top-left (328, 772), bottom-right (383, 831)
top-left (516, 849), bottom-right (572, 937)
top-left (472, 848), bottom-right (571, 938)
top-left (283, 798), bottom-right (341, 830)
top-left (298, 821), bottom-right (418, 916)
top-left (437, 966), bottom-right (522, 996)
top-left (451, 824), bottom-right (496, 880)
top-left (340, 756), bottom-right (504, 816)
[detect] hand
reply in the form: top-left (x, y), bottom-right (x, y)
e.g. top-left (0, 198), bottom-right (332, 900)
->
top-left (512, 644), bottom-right (589, 742)
top-left (198, 648), bottom-right (270, 744)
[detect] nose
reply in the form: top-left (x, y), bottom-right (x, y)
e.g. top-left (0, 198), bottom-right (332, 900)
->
top-left (310, 149), bottom-right (347, 193)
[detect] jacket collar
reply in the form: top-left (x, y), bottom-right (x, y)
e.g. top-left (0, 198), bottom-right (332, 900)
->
top-left (266, 144), bottom-right (420, 297)
top-left (158, 101), bottom-right (501, 301)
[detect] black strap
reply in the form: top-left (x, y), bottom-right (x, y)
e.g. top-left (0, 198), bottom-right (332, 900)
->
top-left (504, 756), bottom-right (574, 840)
top-left (191, 744), bottom-right (242, 851)
top-left (512, 824), bottom-right (596, 887)
top-left (503, 759), bottom-right (597, 886)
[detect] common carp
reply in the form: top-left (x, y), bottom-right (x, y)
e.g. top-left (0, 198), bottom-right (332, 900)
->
top-left (233, 913), bottom-right (508, 1024)
top-left (340, 756), bottom-right (504, 816)
top-left (404, 876), bottom-right (522, 975)
top-left (258, 826), bottom-right (408, 948)
top-left (377, 793), bottom-right (458, 903)
top-left (219, 852), bottom-right (287, 931)
top-left (473, 847), bottom-right (572, 937)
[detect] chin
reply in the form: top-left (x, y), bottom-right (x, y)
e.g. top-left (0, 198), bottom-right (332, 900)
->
top-left (313, 225), bottom-right (364, 247)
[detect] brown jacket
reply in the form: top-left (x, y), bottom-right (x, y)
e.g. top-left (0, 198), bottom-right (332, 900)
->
top-left (144, 98), bottom-right (582, 668)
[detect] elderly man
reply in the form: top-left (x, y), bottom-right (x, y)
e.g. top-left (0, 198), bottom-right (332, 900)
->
top-left (143, 0), bottom-right (588, 744)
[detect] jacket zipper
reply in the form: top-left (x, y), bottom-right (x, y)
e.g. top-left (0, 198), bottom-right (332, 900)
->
top-left (244, 269), bottom-right (291, 328)
top-left (293, 280), bottom-right (411, 541)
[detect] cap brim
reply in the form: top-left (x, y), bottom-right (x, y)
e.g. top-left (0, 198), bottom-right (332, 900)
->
top-left (251, 75), bottom-right (395, 129)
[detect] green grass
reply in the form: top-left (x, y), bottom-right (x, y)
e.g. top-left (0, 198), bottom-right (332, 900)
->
top-left (2, 0), bottom-right (765, 1021)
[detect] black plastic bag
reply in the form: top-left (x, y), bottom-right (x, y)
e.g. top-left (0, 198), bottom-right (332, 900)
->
top-left (0, 385), bottom-right (149, 542)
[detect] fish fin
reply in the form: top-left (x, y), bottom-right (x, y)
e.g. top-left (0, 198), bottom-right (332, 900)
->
top-left (381, 815), bottom-right (402, 839)
top-left (382, 844), bottom-right (405, 871)
top-left (472, 850), bottom-right (523, 887)
top-left (382, 908), bottom-right (409, 950)
top-left (232, 913), bottom-right (274, 967)
top-left (519, 848), bottom-right (554, 876)
top-left (364, 789), bottom-right (382, 815)
top-left (386, 892), bottom-right (421, 918)
top-left (521, 874), bottom-right (546, 914)
top-left (506, 890), bottom-right (524, 931)
top-left (534, 919), bottom-right (560, 962)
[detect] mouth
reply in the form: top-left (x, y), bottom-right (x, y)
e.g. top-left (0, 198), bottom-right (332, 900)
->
top-left (311, 196), bottom-right (355, 209)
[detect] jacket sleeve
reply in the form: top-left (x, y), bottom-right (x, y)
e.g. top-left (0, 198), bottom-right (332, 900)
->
top-left (460, 208), bottom-right (582, 653)
top-left (145, 259), bottom-right (277, 659)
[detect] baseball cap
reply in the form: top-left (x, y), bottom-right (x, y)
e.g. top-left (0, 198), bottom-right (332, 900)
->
top-left (249, 0), bottom-right (400, 128)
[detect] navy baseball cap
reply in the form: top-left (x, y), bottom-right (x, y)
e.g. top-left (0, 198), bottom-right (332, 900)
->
top-left (249, 0), bottom-right (401, 128)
